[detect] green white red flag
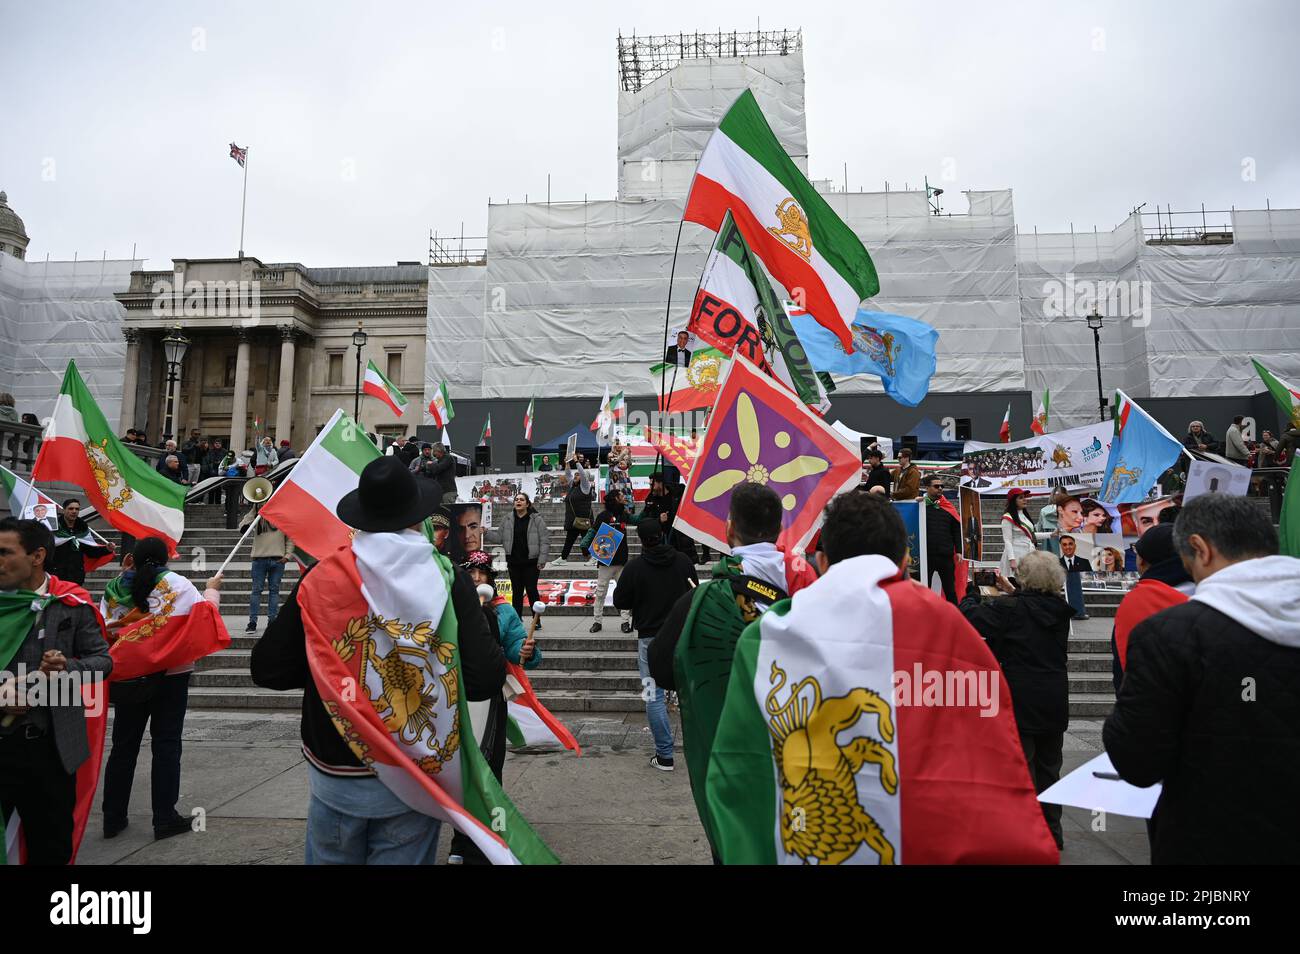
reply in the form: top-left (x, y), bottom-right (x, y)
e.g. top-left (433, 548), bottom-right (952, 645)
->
top-left (259, 409), bottom-right (380, 560)
top-left (705, 553), bottom-right (1059, 864)
top-left (35, 361), bottom-right (186, 555)
top-left (478, 414), bottom-right (492, 445)
top-left (1252, 357), bottom-right (1300, 429)
top-left (428, 380), bottom-right (455, 427)
top-left (999, 404), bottom-right (1012, 442)
top-left (523, 397), bottom-right (535, 442)
top-left (505, 662), bottom-right (580, 754)
top-left (362, 360), bottom-right (408, 417)
top-left (101, 571), bottom-right (230, 681)
top-left (684, 90), bottom-right (879, 350)
top-left (1031, 391), bottom-right (1050, 436)
top-left (296, 530), bottom-right (558, 864)
top-left (0, 463), bottom-right (58, 520)
top-left (650, 347), bottom-right (726, 413)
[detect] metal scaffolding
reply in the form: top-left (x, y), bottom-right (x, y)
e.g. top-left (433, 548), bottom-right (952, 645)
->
top-left (616, 28), bottom-right (802, 93)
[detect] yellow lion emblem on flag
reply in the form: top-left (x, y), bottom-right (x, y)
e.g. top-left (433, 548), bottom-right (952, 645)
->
top-left (768, 197), bottom-right (813, 262)
top-left (85, 438), bottom-right (133, 512)
top-left (766, 661), bottom-right (898, 864)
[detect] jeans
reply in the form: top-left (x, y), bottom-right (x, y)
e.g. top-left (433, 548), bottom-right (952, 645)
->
top-left (305, 765), bottom-right (442, 865)
top-left (249, 557), bottom-right (285, 624)
top-left (638, 637), bottom-right (674, 760)
top-left (594, 563), bottom-right (628, 621)
top-left (103, 672), bottom-right (191, 828)
top-left (508, 560), bottom-right (541, 617)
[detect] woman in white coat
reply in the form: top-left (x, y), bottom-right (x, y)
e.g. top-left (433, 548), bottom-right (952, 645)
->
top-left (1000, 488), bottom-right (1052, 580)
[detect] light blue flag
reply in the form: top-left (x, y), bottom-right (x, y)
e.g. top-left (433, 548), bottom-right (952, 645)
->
top-left (787, 305), bottom-right (939, 407)
top-left (1099, 390), bottom-right (1186, 504)
top-left (589, 524), bottom-right (624, 567)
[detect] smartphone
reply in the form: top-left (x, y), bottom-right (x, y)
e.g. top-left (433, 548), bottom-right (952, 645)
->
top-left (973, 569), bottom-right (997, 587)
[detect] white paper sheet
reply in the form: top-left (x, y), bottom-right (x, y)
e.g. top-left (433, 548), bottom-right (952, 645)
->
top-left (1037, 752), bottom-right (1161, 819)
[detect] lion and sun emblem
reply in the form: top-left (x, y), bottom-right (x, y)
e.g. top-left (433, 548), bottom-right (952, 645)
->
top-left (766, 661), bottom-right (898, 865)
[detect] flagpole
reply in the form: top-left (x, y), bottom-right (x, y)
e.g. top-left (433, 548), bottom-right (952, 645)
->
top-left (216, 513), bottom-right (260, 576)
top-left (238, 147), bottom-right (249, 257)
top-left (656, 219), bottom-right (687, 471)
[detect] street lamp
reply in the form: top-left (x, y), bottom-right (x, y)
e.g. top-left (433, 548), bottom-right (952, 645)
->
top-left (1086, 309), bottom-right (1106, 422)
top-left (161, 326), bottom-right (190, 440)
top-left (352, 323), bottom-right (368, 422)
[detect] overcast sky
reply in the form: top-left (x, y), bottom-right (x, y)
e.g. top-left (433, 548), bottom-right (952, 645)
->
top-left (4, 0), bottom-right (1298, 268)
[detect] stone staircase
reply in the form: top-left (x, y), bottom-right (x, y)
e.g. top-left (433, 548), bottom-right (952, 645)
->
top-left (73, 494), bottom-right (1139, 718)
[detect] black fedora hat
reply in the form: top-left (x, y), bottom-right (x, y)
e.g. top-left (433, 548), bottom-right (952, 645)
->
top-left (336, 456), bottom-right (443, 533)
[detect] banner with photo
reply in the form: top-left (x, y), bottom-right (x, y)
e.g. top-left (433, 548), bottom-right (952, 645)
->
top-left (455, 465), bottom-right (653, 506)
top-left (961, 422), bottom-right (1113, 495)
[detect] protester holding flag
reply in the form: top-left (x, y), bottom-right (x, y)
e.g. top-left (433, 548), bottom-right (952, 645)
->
top-left (557, 455), bottom-right (594, 564)
top-left (426, 441), bottom-right (457, 505)
top-left (704, 491), bottom-right (1057, 864)
top-left (100, 537), bottom-right (226, 841)
top-left (250, 456), bottom-right (553, 864)
top-left (0, 518), bottom-right (112, 865)
top-left (48, 499), bottom-right (114, 587)
top-left (255, 435), bottom-right (279, 475)
top-left (959, 552), bottom-right (1074, 850)
top-left (1104, 494), bottom-right (1300, 863)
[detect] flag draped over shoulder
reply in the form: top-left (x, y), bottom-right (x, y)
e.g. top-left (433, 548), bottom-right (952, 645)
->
top-left (705, 554), bottom-right (1059, 864)
top-left (676, 355), bottom-right (859, 555)
top-left (35, 361), bottom-right (186, 554)
top-left (684, 90), bottom-right (878, 349)
top-left (505, 662), bottom-right (580, 754)
top-left (788, 305), bottom-right (938, 407)
top-left (0, 578), bottom-right (108, 865)
top-left (1099, 391), bottom-right (1186, 504)
top-left (101, 571), bottom-right (230, 681)
top-left (296, 530), bottom-right (557, 864)
top-left (259, 409), bottom-right (379, 560)
top-left (362, 360), bottom-right (408, 417)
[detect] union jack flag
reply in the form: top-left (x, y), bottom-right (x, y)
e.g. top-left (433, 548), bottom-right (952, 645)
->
top-left (229, 142), bottom-right (248, 167)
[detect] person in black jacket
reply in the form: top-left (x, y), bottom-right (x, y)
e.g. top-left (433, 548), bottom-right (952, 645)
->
top-left (614, 517), bottom-right (697, 770)
top-left (640, 472), bottom-right (698, 564)
top-left (421, 442), bottom-right (457, 504)
top-left (1103, 492), bottom-right (1300, 864)
top-left (861, 448), bottom-right (892, 495)
top-left (590, 489), bottom-right (631, 634)
top-left (47, 499), bottom-right (113, 587)
top-left (923, 476), bottom-right (961, 603)
top-left (558, 456), bottom-right (594, 562)
top-left (960, 550), bottom-right (1073, 850)
top-left (250, 456), bottom-right (504, 865)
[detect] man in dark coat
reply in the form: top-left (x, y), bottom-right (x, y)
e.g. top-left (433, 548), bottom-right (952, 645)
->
top-left (1104, 493), bottom-right (1300, 864)
top-left (923, 476), bottom-right (962, 603)
top-left (47, 499), bottom-right (112, 587)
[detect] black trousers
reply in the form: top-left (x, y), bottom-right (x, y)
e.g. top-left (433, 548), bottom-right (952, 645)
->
top-left (0, 730), bottom-right (77, 865)
top-left (507, 560), bottom-right (541, 617)
top-left (560, 527), bottom-right (583, 561)
top-left (927, 551), bottom-right (958, 604)
top-left (102, 672), bottom-right (191, 828)
top-left (1019, 730), bottom-right (1064, 846)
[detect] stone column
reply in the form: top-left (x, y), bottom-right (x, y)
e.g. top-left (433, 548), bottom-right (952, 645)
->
top-left (119, 329), bottom-right (141, 434)
top-left (169, 350), bottom-right (185, 441)
top-left (275, 327), bottom-right (296, 444)
top-left (230, 330), bottom-right (252, 454)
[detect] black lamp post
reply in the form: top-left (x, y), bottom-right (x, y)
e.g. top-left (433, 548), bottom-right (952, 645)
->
top-left (161, 326), bottom-right (190, 439)
top-left (352, 323), bottom-right (368, 422)
top-left (1086, 309), bottom-right (1106, 422)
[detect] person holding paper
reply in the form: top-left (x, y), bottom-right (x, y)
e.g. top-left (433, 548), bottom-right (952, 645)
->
top-left (1103, 493), bottom-right (1300, 864)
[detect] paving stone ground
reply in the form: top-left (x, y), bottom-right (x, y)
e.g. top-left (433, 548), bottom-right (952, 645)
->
top-left (75, 709), bottom-right (1148, 865)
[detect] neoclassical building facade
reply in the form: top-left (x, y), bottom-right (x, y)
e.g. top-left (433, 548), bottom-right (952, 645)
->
top-left (114, 256), bottom-right (426, 453)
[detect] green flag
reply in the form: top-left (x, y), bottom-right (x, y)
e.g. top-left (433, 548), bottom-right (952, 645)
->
top-left (1281, 458), bottom-right (1300, 558)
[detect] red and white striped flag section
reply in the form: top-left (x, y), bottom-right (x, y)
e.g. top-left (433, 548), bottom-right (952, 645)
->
top-left (999, 404), bottom-right (1012, 443)
top-left (523, 397), bottom-right (535, 442)
top-left (1, 578), bottom-right (109, 864)
top-left (229, 142), bottom-right (248, 167)
top-left (505, 662), bottom-right (580, 754)
top-left (684, 90), bottom-right (879, 350)
top-left (1030, 391), bottom-right (1050, 436)
top-left (259, 409), bottom-right (379, 560)
top-left (705, 554), bottom-right (1059, 864)
top-left (101, 571), bottom-right (230, 681)
top-left (35, 361), bottom-right (186, 555)
top-left (296, 530), bottom-right (558, 864)
top-left (362, 360), bottom-right (408, 417)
